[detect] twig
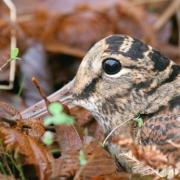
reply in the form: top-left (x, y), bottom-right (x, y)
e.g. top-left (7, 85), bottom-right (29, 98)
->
top-left (0, 58), bottom-right (21, 72)
top-left (0, 59), bottom-right (11, 72)
top-left (32, 77), bottom-right (50, 108)
top-left (154, 0), bottom-right (180, 30)
top-left (1, 0), bottom-right (17, 89)
top-left (103, 118), bottom-right (131, 146)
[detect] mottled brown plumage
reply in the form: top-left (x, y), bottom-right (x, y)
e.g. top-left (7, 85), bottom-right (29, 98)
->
top-left (21, 35), bottom-right (180, 178)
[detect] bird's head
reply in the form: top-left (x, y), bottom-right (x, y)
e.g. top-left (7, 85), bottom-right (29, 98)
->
top-left (72, 35), bottom-right (178, 131)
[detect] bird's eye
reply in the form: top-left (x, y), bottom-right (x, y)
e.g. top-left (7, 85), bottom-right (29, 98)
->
top-left (102, 58), bottom-right (121, 75)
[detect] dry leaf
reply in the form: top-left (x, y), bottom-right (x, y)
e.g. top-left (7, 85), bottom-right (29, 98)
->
top-left (0, 125), bottom-right (53, 179)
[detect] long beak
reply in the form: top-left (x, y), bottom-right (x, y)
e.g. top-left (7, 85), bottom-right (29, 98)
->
top-left (20, 79), bottom-right (75, 119)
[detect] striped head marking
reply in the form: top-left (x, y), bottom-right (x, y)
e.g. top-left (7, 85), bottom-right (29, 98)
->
top-left (72, 34), bottom-right (180, 131)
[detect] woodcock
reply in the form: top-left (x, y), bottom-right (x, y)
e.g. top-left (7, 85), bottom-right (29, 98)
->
top-left (21, 35), bottom-right (180, 178)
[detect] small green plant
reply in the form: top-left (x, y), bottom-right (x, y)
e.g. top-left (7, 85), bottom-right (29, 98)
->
top-left (0, 47), bottom-right (21, 72)
top-left (79, 150), bottom-right (87, 166)
top-left (17, 76), bottom-right (25, 96)
top-left (44, 102), bottom-right (74, 126)
top-left (134, 114), bottom-right (144, 128)
top-left (43, 102), bottom-right (74, 146)
top-left (10, 47), bottom-right (20, 61)
top-left (0, 139), bottom-right (26, 179)
top-left (42, 131), bottom-right (54, 146)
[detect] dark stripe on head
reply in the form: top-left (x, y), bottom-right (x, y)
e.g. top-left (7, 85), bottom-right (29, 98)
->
top-left (105, 36), bottom-right (149, 60)
top-left (147, 64), bottom-right (180, 95)
top-left (77, 77), bottom-right (99, 99)
top-left (163, 64), bottom-right (180, 83)
top-left (105, 35), bottom-right (125, 53)
top-left (149, 50), bottom-right (170, 71)
top-left (122, 39), bottom-right (149, 60)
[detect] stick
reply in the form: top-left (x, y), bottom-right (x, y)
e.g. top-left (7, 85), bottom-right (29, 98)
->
top-left (154, 0), bottom-right (180, 30)
top-left (1, 0), bottom-right (17, 89)
top-left (32, 77), bottom-right (50, 109)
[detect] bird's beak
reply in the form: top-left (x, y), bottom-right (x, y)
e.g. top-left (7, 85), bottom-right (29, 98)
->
top-left (20, 78), bottom-right (75, 119)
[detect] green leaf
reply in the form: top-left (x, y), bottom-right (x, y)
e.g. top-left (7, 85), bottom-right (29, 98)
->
top-left (45, 102), bottom-right (74, 126)
top-left (134, 115), bottom-right (144, 128)
top-left (42, 131), bottom-right (53, 145)
top-left (137, 118), bottom-right (143, 127)
top-left (53, 113), bottom-right (74, 125)
top-left (79, 150), bottom-right (87, 166)
top-left (48, 102), bottom-right (63, 115)
top-left (10, 47), bottom-right (19, 60)
top-left (44, 116), bottom-right (53, 126)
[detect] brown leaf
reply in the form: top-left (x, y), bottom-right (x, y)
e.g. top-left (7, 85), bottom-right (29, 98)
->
top-left (70, 107), bottom-right (92, 126)
top-left (74, 141), bottom-right (117, 180)
top-left (22, 118), bottom-right (46, 140)
top-left (52, 141), bottom-right (117, 179)
top-left (0, 101), bottom-right (21, 121)
top-left (55, 125), bottom-right (83, 152)
top-left (113, 136), bottom-right (171, 169)
top-left (0, 126), bottom-right (53, 180)
top-left (133, 145), bottom-right (169, 169)
top-left (52, 149), bottom-right (80, 178)
top-left (56, 8), bottom-right (114, 51)
top-left (0, 100), bottom-right (45, 140)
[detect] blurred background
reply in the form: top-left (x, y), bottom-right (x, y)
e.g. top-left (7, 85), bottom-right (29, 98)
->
top-left (0, 0), bottom-right (179, 109)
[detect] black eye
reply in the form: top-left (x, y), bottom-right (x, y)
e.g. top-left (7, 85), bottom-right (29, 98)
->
top-left (102, 58), bottom-right (121, 75)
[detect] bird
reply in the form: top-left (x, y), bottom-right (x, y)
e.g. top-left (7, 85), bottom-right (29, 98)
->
top-left (21, 35), bottom-right (180, 178)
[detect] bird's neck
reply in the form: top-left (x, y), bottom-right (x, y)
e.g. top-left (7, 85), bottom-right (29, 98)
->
top-left (95, 82), bottom-right (179, 139)
top-left (93, 92), bottom-right (142, 138)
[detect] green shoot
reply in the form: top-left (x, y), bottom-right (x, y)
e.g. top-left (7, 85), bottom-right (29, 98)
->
top-left (0, 161), bottom-right (7, 176)
top-left (0, 47), bottom-right (21, 72)
top-left (10, 153), bottom-right (26, 180)
top-left (43, 102), bottom-right (74, 146)
top-left (79, 150), bottom-right (87, 166)
top-left (17, 76), bottom-right (25, 96)
top-left (42, 131), bottom-right (54, 146)
top-left (134, 114), bottom-right (144, 128)
top-left (0, 139), bottom-right (26, 179)
top-left (44, 102), bottom-right (74, 126)
top-left (10, 47), bottom-right (19, 61)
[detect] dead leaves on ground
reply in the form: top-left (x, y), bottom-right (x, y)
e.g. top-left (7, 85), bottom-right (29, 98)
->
top-left (113, 136), bottom-right (170, 169)
top-left (0, 101), bottom-right (51, 179)
top-left (53, 142), bottom-right (117, 179)
top-left (0, 101), bottom-right (179, 179)
top-left (111, 136), bottom-right (180, 179)
top-left (0, 125), bottom-right (52, 179)
top-left (0, 0), bottom-right (179, 61)
top-left (0, 101), bottom-right (116, 179)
